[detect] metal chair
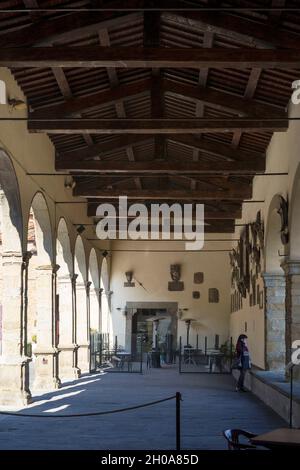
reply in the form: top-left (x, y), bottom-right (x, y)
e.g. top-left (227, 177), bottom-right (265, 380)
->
top-left (222, 429), bottom-right (257, 450)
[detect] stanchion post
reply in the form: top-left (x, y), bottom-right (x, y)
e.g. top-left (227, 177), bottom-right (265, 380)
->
top-left (140, 337), bottom-right (143, 374)
top-left (290, 364), bottom-right (294, 428)
top-left (179, 336), bottom-right (182, 374)
top-left (176, 392), bottom-right (182, 451)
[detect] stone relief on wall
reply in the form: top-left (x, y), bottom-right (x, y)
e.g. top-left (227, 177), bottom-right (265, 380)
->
top-left (124, 271), bottom-right (135, 287)
top-left (277, 195), bottom-right (289, 245)
top-left (230, 211), bottom-right (264, 311)
top-left (194, 272), bottom-right (204, 284)
top-left (208, 288), bottom-right (219, 303)
top-left (168, 264), bottom-right (184, 291)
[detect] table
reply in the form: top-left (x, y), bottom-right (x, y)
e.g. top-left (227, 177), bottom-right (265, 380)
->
top-left (251, 428), bottom-right (300, 449)
top-left (113, 351), bottom-right (131, 369)
top-left (183, 348), bottom-right (197, 365)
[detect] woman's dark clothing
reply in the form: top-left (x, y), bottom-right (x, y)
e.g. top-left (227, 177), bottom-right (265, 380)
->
top-left (236, 340), bottom-right (251, 390)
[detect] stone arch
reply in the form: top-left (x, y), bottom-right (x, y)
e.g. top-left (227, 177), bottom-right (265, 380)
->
top-left (263, 194), bottom-right (287, 371)
top-left (75, 236), bottom-right (89, 372)
top-left (56, 218), bottom-right (79, 379)
top-left (27, 192), bottom-right (53, 263)
top-left (0, 150), bottom-right (31, 405)
top-left (0, 149), bottom-right (23, 253)
top-left (26, 192), bottom-right (59, 390)
top-left (282, 164), bottom-right (300, 374)
top-left (100, 256), bottom-right (111, 341)
top-left (88, 248), bottom-right (100, 332)
top-left (56, 217), bottom-right (73, 276)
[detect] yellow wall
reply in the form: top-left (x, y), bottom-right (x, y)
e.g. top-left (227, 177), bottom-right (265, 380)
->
top-left (110, 238), bottom-right (232, 349)
top-left (230, 100), bottom-right (300, 369)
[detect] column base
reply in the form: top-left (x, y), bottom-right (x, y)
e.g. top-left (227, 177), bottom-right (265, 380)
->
top-left (32, 348), bottom-right (61, 391)
top-left (58, 344), bottom-right (81, 380)
top-left (0, 357), bottom-right (32, 407)
top-left (77, 343), bottom-right (90, 373)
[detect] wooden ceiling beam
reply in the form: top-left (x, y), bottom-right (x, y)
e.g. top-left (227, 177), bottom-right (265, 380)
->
top-left (57, 159), bottom-right (264, 174)
top-left (74, 187), bottom-right (252, 199)
top-left (2, 47), bottom-right (300, 68)
top-left (29, 118), bottom-right (288, 134)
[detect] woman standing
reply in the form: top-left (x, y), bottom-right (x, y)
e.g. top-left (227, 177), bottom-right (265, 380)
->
top-left (235, 334), bottom-right (251, 392)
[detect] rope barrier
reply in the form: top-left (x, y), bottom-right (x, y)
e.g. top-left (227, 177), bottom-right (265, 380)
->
top-left (0, 394), bottom-right (177, 418)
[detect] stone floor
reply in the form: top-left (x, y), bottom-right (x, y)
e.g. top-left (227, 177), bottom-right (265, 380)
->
top-left (0, 366), bottom-right (286, 450)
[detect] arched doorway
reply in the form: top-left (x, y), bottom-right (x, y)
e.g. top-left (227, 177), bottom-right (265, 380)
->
top-left (88, 249), bottom-right (100, 333)
top-left (100, 256), bottom-right (112, 346)
top-left (56, 218), bottom-right (80, 379)
top-left (284, 165), bottom-right (300, 376)
top-left (0, 149), bottom-right (31, 405)
top-left (263, 194), bottom-right (287, 371)
top-left (74, 236), bottom-right (89, 373)
top-left (26, 192), bottom-right (60, 390)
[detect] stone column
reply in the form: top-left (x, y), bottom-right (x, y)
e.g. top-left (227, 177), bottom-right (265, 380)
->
top-left (282, 260), bottom-right (300, 379)
top-left (90, 287), bottom-right (100, 332)
top-left (76, 280), bottom-right (90, 373)
top-left (0, 252), bottom-right (31, 406)
top-left (263, 273), bottom-right (286, 371)
top-left (57, 274), bottom-right (80, 379)
top-left (32, 264), bottom-right (60, 390)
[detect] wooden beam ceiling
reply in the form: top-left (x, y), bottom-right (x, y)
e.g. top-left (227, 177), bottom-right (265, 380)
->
top-left (56, 159), bottom-right (265, 174)
top-left (2, 47), bottom-right (300, 68)
top-left (29, 118), bottom-right (288, 134)
top-left (73, 187), bottom-right (252, 199)
top-left (55, 134), bottom-right (265, 167)
top-left (29, 77), bottom-right (284, 119)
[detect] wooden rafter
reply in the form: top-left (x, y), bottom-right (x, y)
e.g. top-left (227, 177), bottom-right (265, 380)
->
top-left (2, 47), bottom-right (300, 68)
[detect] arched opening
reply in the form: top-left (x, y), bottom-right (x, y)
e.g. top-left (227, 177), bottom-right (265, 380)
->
top-left (100, 256), bottom-right (112, 346)
top-left (74, 236), bottom-right (89, 373)
top-left (25, 192), bottom-right (59, 390)
top-left (0, 149), bottom-right (31, 406)
top-left (56, 218), bottom-right (80, 379)
top-left (263, 194), bottom-right (287, 371)
top-left (284, 165), bottom-right (300, 374)
top-left (88, 249), bottom-right (100, 334)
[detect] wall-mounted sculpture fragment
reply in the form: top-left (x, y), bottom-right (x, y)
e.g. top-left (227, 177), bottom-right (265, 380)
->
top-left (209, 288), bottom-right (219, 303)
top-left (168, 264), bottom-right (184, 291)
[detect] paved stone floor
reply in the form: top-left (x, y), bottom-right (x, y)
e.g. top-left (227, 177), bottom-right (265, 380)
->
top-left (0, 366), bottom-right (285, 450)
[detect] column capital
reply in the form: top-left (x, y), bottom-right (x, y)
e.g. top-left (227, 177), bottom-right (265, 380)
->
top-left (71, 273), bottom-right (78, 286)
top-left (262, 272), bottom-right (286, 288)
top-left (22, 251), bottom-right (32, 268)
top-left (281, 259), bottom-right (300, 276)
top-left (86, 281), bottom-right (92, 294)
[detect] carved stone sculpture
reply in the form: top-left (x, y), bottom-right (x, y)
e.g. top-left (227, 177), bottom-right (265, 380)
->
top-left (209, 288), bottom-right (219, 303)
top-left (168, 264), bottom-right (184, 291)
top-left (124, 271), bottom-right (135, 287)
top-left (194, 272), bottom-right (204, 284)
top-left (277, 195), bottom-right (289, 245)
